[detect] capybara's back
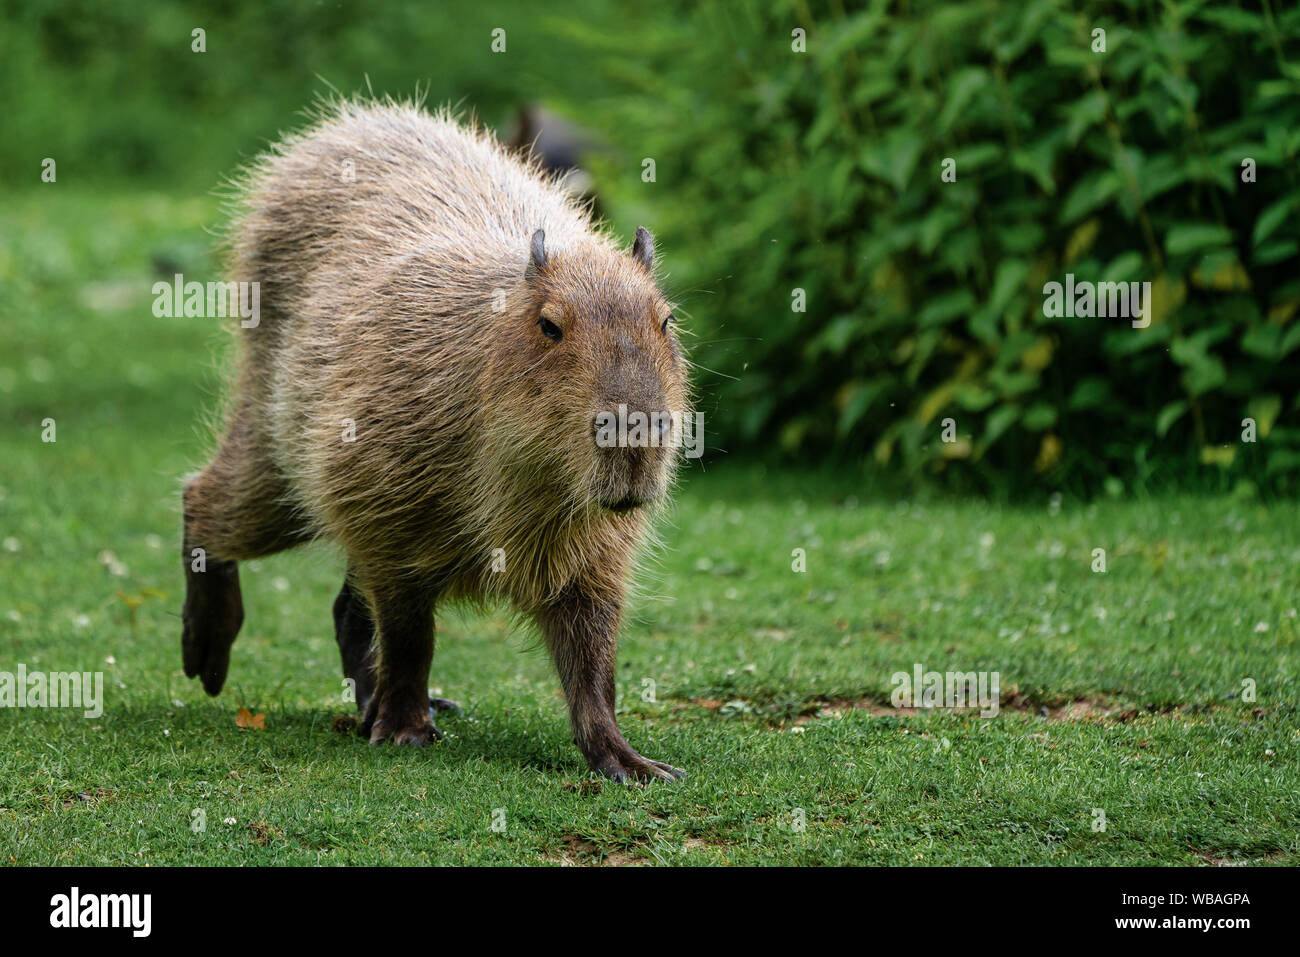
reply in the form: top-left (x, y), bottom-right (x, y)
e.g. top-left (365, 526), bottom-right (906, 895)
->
top-left (182, 99), bottom-right (692, 781)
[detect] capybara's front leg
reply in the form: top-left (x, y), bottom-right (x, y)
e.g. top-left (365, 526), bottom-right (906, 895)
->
top-left (180, 511), bottom-right (244, 696)
top-left (537, 586), bottom-right (684, 783)
top-left (358, 580), bottom-right (440, 746)
top-left (334, 570), bottom-right (459, 722)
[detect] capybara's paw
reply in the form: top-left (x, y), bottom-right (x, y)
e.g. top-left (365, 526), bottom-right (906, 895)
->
top-left (362, 691), bottom-right (441, 746)
top-left (591, 747), bottom-right (685, 784)
top-left (181, 556), bottom-right (243, 696)
top-left (181, 601), bottom-right (242, 696)
top-left (368, 712), bottom-right (441, 746)
top-left (378, 720), bottom-right (440, 746)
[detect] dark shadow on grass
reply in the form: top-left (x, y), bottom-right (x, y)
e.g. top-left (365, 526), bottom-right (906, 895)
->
top-left (314, 704), bottom-right (581, 776)
top-left (11, 698), bottom-right (670, 783)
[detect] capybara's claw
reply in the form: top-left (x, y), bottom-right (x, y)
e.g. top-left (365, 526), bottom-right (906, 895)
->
top-left (649, 760), bottom-right (687, 781)
top-left (380, 722), bottom-right (440, 746)
top-left (363, 689), bottom-right (440, 745)
top-left (592, 747), bottom-right (685, 784)
top-left (367, 716), bottom-right (440, 746)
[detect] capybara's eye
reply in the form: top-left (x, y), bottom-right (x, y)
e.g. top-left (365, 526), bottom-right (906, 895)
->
top-left (661, 313), bottom-right (672, 334)
top-left (539, 317), bottom-right (563, 341)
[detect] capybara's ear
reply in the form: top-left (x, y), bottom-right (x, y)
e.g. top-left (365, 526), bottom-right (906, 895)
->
top-left (527, 228), bottom-right (547, 279)
top-left (631, 226), bottom-right (654, 271)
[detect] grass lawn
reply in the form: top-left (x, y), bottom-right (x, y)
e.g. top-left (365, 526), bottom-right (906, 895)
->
top-left (2, 190), bottom-right (1298, 865)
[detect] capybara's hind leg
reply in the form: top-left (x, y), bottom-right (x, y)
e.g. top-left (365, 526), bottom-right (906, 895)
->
top-left (333, 574), bottom-right (377, 714)
top-left (334, 567), bottom-right (459, 721)
top-left (357, 578), bottom-right (441, 745)
top-left (181, 490), bottom-right (244, 696)
top-left (181, 409), bottom-right (310, 695)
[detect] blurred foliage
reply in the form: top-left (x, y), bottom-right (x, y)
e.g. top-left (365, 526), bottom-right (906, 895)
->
top-left (0, 0), bottom-right (633, 187)
top-left (4, 0), bottom-right (1300, 495)
top-left (584, 0), bottom-right (1300, 495)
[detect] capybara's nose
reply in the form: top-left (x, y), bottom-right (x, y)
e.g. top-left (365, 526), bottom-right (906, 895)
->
top-left (603, 351), bottom-right (665, 401)
top-left (592, 408), bottom-right (673, 447)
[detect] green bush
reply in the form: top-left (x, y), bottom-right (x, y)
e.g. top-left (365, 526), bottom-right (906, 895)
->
top-left (588, 0), bottom-right (1300, 494)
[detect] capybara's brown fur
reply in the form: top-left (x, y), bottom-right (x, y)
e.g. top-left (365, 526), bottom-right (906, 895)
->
top-left (181, 98), bottom-right (690, 781)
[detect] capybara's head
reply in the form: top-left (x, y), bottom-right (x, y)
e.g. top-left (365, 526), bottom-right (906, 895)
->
top-left (487, 226), bottom-right (690, 517)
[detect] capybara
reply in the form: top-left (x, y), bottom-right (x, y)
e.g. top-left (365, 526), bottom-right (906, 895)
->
top-left (181, 98), bottom-right (690, 782)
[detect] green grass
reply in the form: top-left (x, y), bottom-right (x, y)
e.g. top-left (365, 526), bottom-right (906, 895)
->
top-left (2, 190), bottom-right (1298, 865)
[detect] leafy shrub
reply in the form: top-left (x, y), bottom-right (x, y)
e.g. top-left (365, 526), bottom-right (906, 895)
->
top-left (588, 0), bottom-right (1300, 494)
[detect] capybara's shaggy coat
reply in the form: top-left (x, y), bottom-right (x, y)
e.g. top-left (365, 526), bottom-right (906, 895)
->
top-left (181, 99), bottom-right (689, 781)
